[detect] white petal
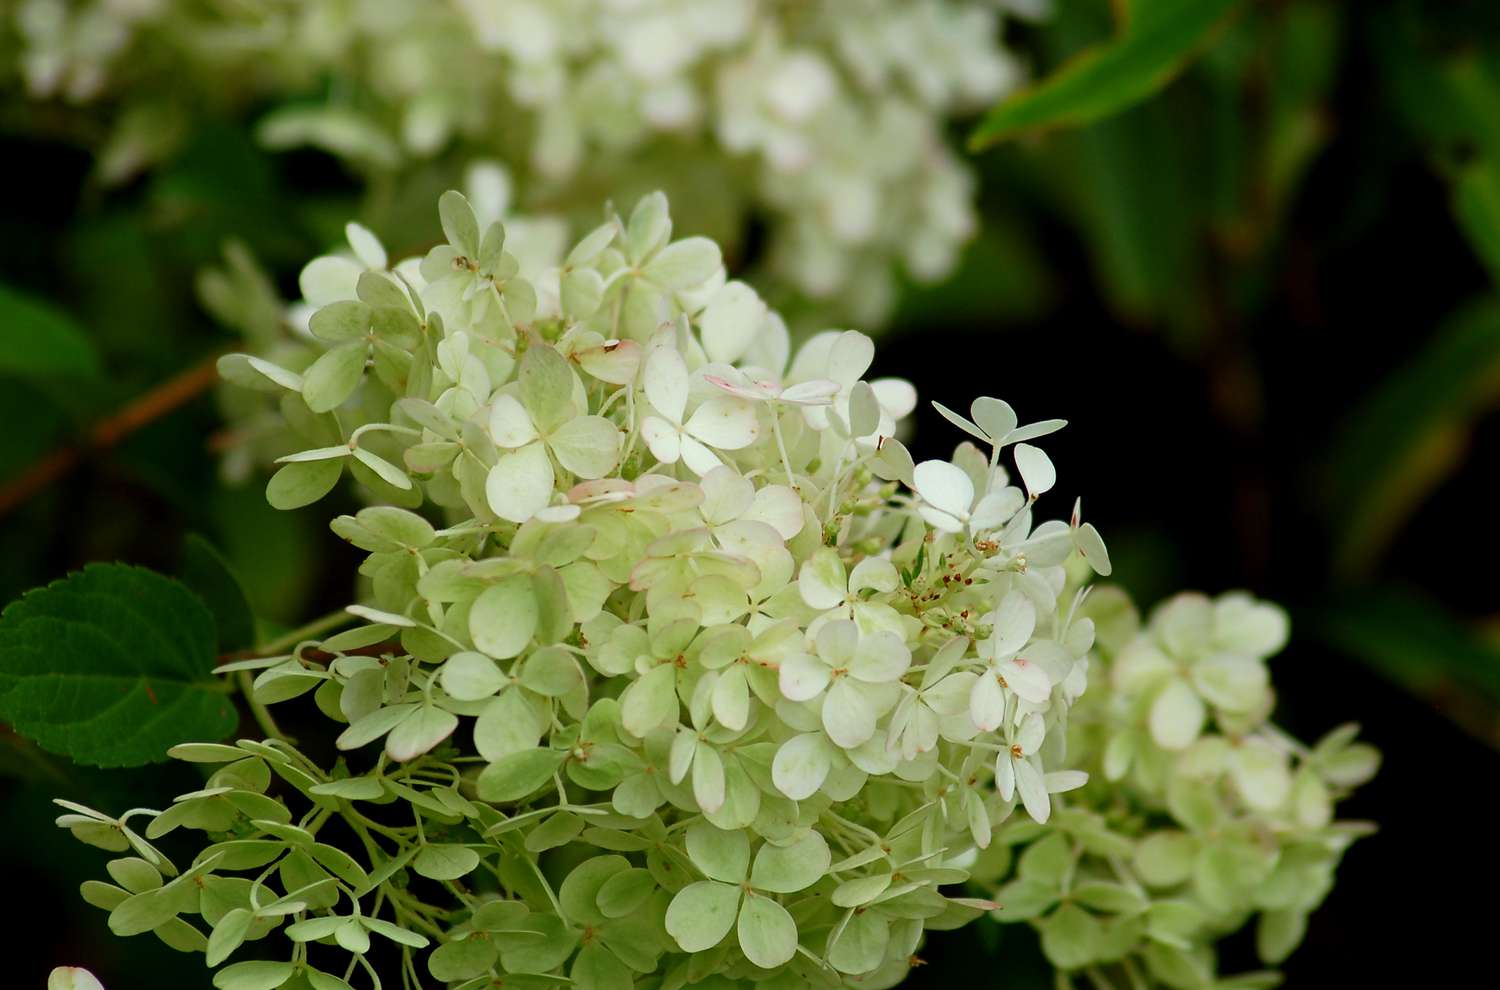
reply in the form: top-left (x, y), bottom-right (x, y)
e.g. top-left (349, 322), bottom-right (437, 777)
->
top-left (685, 398), bottom-right (759, 450)
top-left (745, 485), bottom-right (804, 540)
top-left (999, 657), bottom-right (1052, 705)
top-left (917, 505), bottom-right (966, 533)
top-left (1013, 444), bottom-right (1056, 499)
top-left (692, 744), bottom-right (726, 813)
top-left (1044, 770), bottom-right (1089, 794)
top-left (1014, 757), bottom-right (1051, 823)
top-left (913, 460), bottom-right (974, 520)
top-left (640, 415), bottom-right (683, 465)
top-left (679, 434), bottom-right (723, 476)
top-left (826, 331), bottom-right (874, 387)
top-left (850, 631), bottom-right (910, 683)
top-left (779, 653), bottom-right (832, 702)
top-left (699, 465), bottom-right (755, 525)
top-left (799, 550), bottom-right (847, 611)
top-left (486, 441), bottom-right (554, 523)
top-left (994, 752), bottom-right (1015, 801)
top-left (971, 489), bottom-right (1024, 532)
top-left (643, 346), bottom-right (689, 422)
top-left (970, 397), bottom-right (1017, 442)
top-left (822, 678), bottom-right (876, 749)
top-left (489, 393), bottom-right (539, 448)
top-left (988, 591), bottom-right (1037, 657)
top-left (815, 619), bottom-right (859, 666)
top-left (300, 255), bottom-right (362, 306)
top-left (1015, 712), bottom-right (1046, 755)
top-left (779, 379), bottom-right (840, 405)
top-left (772, 733), bottom-right (831, 800)
top-left (871, 378), bottom-right (917, 420)
top-left (969, 672), bottom-right (1006, 732)
top-left (345, 222), bottom-right (387, 270)
top-left (700, 281), bottom-right (765, 364)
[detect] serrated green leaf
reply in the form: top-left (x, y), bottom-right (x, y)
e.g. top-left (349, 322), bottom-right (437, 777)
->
top-left (0, 564), bottom-right (235, 766)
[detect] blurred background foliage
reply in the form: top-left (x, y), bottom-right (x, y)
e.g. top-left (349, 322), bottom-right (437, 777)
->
top-left (2, 0), bottom-right (1497, 985)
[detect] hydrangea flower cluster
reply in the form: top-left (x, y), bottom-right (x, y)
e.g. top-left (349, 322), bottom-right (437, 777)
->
top-left (976, 589), bottom-right (1380, 988)
top-left (60, 190), bottom-right (1112, 990)
top-left (10, 0), bottom-right (1032, 324)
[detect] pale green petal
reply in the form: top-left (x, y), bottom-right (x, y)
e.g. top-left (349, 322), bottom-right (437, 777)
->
top-left (736, 893), bottom-right (798, 969)
top-left (550, 415), bottom-right (621, 479)
top-left (664, 881), bottom-right (741, 953)
top-left (470, 574), bottom-right (538, 660)
top-left (686, 822), bottom-right (750, 882)
top-left (772, 732), bottom-right (832, 800)
top-left (750, 830), bottom-right (829, 894)
top-left (1149, 678), bottom-right (1206, 751)
top-left (486, 441), bottom-right (554, 523)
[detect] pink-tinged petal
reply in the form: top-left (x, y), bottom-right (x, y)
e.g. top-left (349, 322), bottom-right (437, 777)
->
top-left (999, 658), bottom-right (1052, 705)
top-left (969, 671), bottom-right (1006, 733)
top-left (780, 379), bottom-right (841, 406)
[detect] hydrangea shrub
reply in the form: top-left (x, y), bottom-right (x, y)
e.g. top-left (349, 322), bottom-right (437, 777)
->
top-left (40, 191), bottom-right (1375, 989)
top-left (11, 0), bottom-right (1031, 323)
top-left (58, 189), bottom-right (1114, 990)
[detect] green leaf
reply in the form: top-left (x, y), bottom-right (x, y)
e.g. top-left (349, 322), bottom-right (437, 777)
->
top-left (1456, 161), bottom-right (1500, 286)
top-left (179, 535), bottom-right (257, 654)
top-left (970, 0), bottom-right (1239, 148)
top-left (0, 283), bottom-right (100, 381)
top-left (1325, 300), bottom-right (1500, 576)
top-left (0, 564), bottom-right (236, 766)
top-left (1317, 587), bottom-right (1500, 745)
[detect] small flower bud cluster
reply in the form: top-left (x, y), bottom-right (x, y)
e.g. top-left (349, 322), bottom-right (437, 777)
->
top-left (63, 189), bottom-right (1111, 990)
top-left (976, 588), bottom-right (1379, 987)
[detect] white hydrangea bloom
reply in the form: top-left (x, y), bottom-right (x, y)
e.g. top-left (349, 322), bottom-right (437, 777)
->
top-left (10, 0), bottom-right (1027, 324)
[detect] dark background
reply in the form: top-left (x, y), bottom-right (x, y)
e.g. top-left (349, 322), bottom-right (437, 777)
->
top-left (3, 1), bottom-right (1497, 985)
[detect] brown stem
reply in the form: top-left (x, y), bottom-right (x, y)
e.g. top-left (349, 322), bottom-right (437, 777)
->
top-left (0, 352), bottom-right (224, 517)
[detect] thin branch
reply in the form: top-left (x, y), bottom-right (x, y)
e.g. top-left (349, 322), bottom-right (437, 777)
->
top-left (0, 352), bottom-right (224, 517)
